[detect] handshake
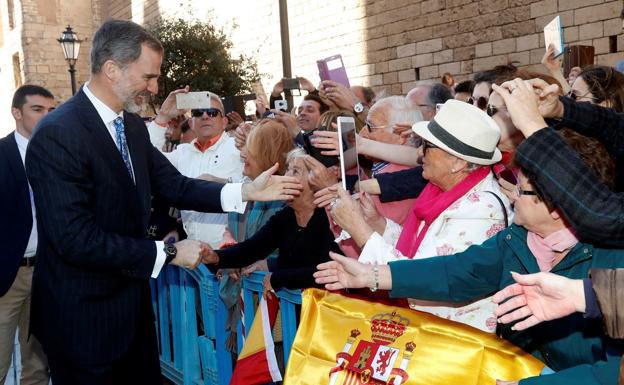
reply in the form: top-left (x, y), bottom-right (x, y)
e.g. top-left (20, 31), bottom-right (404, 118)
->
top-left (168, 239), bottom-right (219, 270)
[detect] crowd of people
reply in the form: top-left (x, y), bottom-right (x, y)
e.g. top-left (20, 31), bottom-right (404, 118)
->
top-left (1, 16), bottom-right (624, 385)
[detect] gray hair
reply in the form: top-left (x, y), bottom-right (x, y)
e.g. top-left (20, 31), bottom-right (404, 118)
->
top-left (427, 83), bottom-right (453, 106)
top-left (90, 19), bottom-right (163, 74)
top-left (369, 95), bottom-right (423, 129)
top-left (286, 148), bottom-right (307, 165)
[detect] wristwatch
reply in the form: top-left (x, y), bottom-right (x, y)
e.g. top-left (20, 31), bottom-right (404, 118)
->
top-left (353, 101), bottom-right (365, 114)
top-left (164, 243), bottom-right (177, 264)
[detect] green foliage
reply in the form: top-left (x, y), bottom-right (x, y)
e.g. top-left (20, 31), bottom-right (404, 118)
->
top-left (148, 17), bottom-right (260, 104)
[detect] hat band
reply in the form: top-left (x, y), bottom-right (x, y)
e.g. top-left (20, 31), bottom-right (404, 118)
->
top-left (428, 120), bottom-right (494, 160)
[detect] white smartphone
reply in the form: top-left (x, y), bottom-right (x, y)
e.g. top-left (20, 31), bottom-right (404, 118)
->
top-left (337, 116), bottom-right (359, 191)
top-left (275, 99), bottom-right (288, 111)
top-left (176, 92), bottom-right (213, 109)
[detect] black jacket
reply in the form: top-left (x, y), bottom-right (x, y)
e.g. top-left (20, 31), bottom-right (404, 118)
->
top-left (515, 97), bottom-right (624, 247)
top-left (26, 88), bottom-right (224, 365)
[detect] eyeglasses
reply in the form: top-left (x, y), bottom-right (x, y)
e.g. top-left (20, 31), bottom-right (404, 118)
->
top-left (511, 186), bottom-right (538, 200)
top-left (416, 103), bottom-right (435, 110)
top-left (486, 104), bottom-right (506, 117)
top-left (365, 121), bottom-right (386, 132)
top-left (566, 90), bottom-right (599, 103)
top-left (468, 96), bottom-right (488, 111)
top-left (191, 108), bottom-right (222, 118)
top-left (423, 140), bottom-right (439, 154)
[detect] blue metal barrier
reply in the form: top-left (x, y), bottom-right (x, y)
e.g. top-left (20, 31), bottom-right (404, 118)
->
top-left (151, 265), bottom-right (232, 385)
top-left (151, 267), bottom-right (302, 385)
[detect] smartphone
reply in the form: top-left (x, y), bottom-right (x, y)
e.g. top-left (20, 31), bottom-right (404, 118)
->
top-left (282, 78), bottom-right (300, 90)
top-left (244, 99), bottom-right (256, 120)
top-left (337, 116), bottom-right (359, 191)
top-left (275, 100), bottom-right (288, 112)
top-left (176, 92), bottom-right (213, 109)
top-left (317, 54), bottom-right (350, 88)
top-left (302, 128), bottom-right (339, 168)
top-left (221, 93), bottom-right (256, 118)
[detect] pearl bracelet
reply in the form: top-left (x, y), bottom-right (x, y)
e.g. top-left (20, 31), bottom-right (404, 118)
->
top-left (369, 264), bottom-right (379, 292)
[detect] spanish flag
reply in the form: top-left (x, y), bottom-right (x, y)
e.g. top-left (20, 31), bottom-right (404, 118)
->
top-left (230, 295), bottom-right (282, 385)
top-left (284, 289), bottom-right (544, 385)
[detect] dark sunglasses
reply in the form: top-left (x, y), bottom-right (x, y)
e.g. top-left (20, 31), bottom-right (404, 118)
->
top-left (486, 104), bottom-right (506, 117)
top-left (468, 96), bottom-right (488, 111)
top-left (566, 90), bottom-right (599, 102)
top-left (191, 108), bottom-right (222, 118)
top-left (423, 141), bottom-right (439, 154)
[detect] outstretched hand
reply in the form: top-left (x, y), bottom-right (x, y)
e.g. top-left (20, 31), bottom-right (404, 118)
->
top-left (314, 252), bottom-right (371, 290)
top-left (492, 271), bottom-right (585, 331)
top-left (242, 163), bottom-right (304, 202)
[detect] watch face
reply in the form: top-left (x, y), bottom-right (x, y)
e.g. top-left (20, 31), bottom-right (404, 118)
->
top-left (354, 102), bottom-right (364, 113)
top-left (165, 244), bottom-right (176, 256)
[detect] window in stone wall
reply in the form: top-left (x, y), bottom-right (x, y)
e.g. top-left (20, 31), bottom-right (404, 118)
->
top-left (7, 0), bottom-right (15, 29)
top-left (12, 53), bottom-right (22, 87)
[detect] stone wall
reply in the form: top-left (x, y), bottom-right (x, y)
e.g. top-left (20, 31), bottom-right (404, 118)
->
top-left (0, 0), bottom-right (621, 137)
top-left (105, 0), bottom-right (623, 97)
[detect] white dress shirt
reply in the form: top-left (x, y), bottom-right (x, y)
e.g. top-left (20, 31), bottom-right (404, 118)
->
top-left (83, 84), bottom-right (247, 278)
top-left (153, 127), bottom-right (243, 248)
top-left (14, 131), bottom-right (37, 258)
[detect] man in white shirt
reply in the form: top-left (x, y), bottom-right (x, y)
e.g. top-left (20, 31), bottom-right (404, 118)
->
top-left (0, 85), bottom-right (55, 385)
top-left (148, 93), bottom-right (243, 247)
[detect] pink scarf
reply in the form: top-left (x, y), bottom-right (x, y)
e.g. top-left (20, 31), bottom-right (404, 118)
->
top-left (396, 167), bottom-right (490, 258)
top-left (527, 227), bottom-right (579, 272)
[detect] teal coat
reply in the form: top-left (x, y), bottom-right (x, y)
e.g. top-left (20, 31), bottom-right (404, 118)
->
top-left (389, 224), bottom-right (624, 385)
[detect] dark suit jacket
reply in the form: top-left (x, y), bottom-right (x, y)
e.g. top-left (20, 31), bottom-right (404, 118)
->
top-left (0, 132), bottom-right (32, 296)
top-left (26, 89), bottom-right (224, 365)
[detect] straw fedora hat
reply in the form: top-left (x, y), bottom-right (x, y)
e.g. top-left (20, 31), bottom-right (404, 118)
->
top-left (411, 99), bottom-right (501, 165)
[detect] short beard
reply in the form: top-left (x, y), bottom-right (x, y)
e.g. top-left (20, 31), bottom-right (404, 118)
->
top-left (112, 81), bottom-right (144, 114)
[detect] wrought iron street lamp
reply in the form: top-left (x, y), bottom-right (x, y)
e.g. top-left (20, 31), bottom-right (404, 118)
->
top-left (57, 25), bottom-right (82, 95)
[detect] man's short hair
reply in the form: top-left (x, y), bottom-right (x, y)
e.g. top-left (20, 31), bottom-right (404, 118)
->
top-left (303, 93), bottom-right (329, 114)
top-left (12, 85), bottom-right (54, 110)
top-left (473, 64), bottom-right (518, 85)
top-left (427, 83), bottom-right (453, 106)
top-left (454, 80), bottom-right (475, 94)
top-left (360, 86), bottom-right (376, 105)
top-left (90, 19), bottom-right (163, 74)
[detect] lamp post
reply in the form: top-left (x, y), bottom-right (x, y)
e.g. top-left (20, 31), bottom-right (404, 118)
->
top-left (57, 25), bottom-right (82, 95)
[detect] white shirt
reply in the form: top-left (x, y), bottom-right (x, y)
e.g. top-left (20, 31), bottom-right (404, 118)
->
top-left (151, 123), bottom-right (243, 248)
top-left (14, 131), bottom-right (37, 258)
top-left (83, 84), bottom-right (247, 278)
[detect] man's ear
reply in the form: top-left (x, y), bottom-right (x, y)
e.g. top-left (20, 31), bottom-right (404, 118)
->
top-left (102, 60), bottom-right (121, 82)
top-left (11, 107), bottom-right (22, 121)
top-left (452, 158), bottom-right (469, 173)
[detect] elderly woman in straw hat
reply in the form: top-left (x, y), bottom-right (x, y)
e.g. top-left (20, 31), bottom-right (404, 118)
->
top-left (329, 99), bottom-right (512, 332)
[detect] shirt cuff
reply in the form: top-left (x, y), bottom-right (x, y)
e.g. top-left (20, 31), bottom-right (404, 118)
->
top-left (220, 183), bottom-right (248, 214)
top-left (358, 232), bottom-right (401, 265)
top-left (151, 241), bottom-right (167, 278)
top-left (582, 278), bottom-right (602, 319)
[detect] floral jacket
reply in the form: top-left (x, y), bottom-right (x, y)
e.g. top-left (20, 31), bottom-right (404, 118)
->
top-left (359, 171), bottom-right (513, 332)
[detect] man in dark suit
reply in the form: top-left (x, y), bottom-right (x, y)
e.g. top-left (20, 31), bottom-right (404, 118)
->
top-left (25, 20), bottom-right (302, 385)
top-left (0, 85), bottom-right (54, 385)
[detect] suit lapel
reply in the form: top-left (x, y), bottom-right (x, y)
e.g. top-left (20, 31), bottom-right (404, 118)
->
top-left (2, 133), bottom-right (31, 215)
top-left (124, 112), bottom-right (152, 231)
top-left (75, 90), bottom-right (137, 189)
